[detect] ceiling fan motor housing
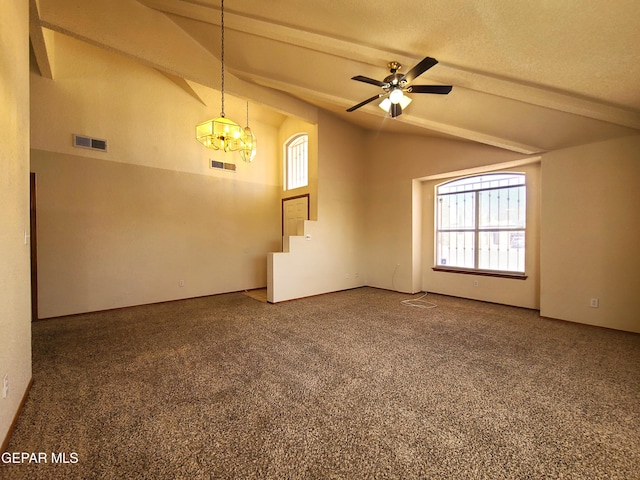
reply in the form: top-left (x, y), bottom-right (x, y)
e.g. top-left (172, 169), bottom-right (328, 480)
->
top-left (387, 61), bottom-right (402, 72)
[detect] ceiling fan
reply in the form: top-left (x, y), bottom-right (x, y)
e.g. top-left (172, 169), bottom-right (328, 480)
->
top-left (346, 57), bottom-right (452, 118)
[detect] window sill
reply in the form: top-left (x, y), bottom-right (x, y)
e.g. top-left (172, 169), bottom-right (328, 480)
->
top-left (432, 267), bottom-right (528, 280)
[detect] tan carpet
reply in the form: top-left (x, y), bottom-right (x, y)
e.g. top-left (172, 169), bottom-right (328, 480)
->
top-left (3, 287), bottom-right (639, 479)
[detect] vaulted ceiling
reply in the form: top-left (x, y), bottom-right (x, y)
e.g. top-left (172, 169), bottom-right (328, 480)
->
top-left (30, 0), bottom-right (640, 154)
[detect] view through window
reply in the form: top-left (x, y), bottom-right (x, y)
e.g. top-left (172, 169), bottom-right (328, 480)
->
top-left (285, 134), bottom-right (308, 190)
top-left (436, 173), bottom-right (526, 274)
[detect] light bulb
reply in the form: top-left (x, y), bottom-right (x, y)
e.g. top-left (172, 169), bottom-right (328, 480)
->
top-left (389, 88), bottom-right (404, 104)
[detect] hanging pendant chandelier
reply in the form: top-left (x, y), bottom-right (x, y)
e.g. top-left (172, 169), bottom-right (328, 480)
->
top-left (196, 0), bottom-right (256, 158)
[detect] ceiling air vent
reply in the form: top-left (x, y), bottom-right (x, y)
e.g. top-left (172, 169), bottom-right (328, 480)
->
top-left (73, 134), bottom-right (108, 152)
top-left (210, 159), bottom-right (236, 172)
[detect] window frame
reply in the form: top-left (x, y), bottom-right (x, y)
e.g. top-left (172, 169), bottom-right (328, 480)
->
top-left (433, 172), bottom-right (528, 279)
top-left (284, 133), bottom-right (309, 191)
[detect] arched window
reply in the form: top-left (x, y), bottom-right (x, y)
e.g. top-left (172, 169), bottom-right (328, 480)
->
top-left (435, 173), bottom-right (526, 274)
top-left (285, 134), bottom-right (308, 190)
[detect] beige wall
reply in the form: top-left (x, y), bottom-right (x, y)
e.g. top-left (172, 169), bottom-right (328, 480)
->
top-left (268, 111), bottom-right (367, 302)
top-left (30, 32), bottom-right (285, 318)
top-left (30, 32), bottom-right (281, 183)
top-left (364, 132), bottom-right (530, 296)
top-left (24, 23), bottom-right (640, 335)
top-left (31, 150), bottom-right (281, 318)
top-left (421, 162), bottom-right (540, 309)
top-left (1, 1), bottom-right (32, 445)
top-left (540, 135), bottom-right (640, 333)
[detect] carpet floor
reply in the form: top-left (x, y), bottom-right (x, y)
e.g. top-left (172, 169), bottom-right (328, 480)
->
top-left (3, 287), bottom-right (639, 479)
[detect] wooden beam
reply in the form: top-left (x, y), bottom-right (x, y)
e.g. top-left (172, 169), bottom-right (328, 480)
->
top-left (29, 0), bottom-right (53, 79)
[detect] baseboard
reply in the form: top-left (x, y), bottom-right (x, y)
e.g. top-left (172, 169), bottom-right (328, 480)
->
top-left (1, 377), bottom-right (33, 453)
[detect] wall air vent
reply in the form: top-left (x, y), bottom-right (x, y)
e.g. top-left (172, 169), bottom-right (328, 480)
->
top-left (73, 134), bottom-right (108, 152)
top-left (210, 159), bottom-right (236, 172)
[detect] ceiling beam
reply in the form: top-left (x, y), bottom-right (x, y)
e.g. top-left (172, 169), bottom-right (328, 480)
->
top-left (240, 71), bottom-right (544, 155)
top-left (140, 0), bottom-right (640, 131)
top-left (36, 0), bottom-right (318, 123)
top-left (156, 70), bottom-right (206, 105)
top-left (432, 64), bottom-right (640, 131)
top-left (29, 0), bottom-right (53, 79)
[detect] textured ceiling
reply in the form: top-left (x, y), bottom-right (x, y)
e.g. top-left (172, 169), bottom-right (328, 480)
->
top-left (31, 0), bottom-right (640, 154)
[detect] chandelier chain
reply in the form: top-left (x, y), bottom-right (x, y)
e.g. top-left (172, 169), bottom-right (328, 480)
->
top-left (220, 0), bottom-right (225, 117)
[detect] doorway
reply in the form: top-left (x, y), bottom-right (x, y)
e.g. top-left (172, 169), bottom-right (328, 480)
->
top-left (30, 172), bottom-right (38, 321)
top-left (282, 194), bottom-right (310, 251)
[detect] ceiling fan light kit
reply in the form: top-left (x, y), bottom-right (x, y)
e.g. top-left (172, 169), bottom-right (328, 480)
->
top-left (347, 57), bottom-right (452, 118)
top-left (379, 94), bottom-right (411, 113)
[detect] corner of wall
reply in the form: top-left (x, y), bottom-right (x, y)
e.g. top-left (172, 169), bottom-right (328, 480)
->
top-left (1, 0), bottom-right (33, 447)
top-left (540, 135), bottom-right (640, 332)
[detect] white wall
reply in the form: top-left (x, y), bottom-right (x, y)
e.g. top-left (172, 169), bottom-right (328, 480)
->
top-left (540, 135), bottom-right (640, 332)
top-left (0, 0), bottom-right (32, 446)
top-left (268, 111), bottom-right (367, 302)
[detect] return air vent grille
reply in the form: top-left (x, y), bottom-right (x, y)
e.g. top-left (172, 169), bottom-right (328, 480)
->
top-left (210, 159), bottom-right (236, 172)
top-left (73, 134), bottom-right (108, 152)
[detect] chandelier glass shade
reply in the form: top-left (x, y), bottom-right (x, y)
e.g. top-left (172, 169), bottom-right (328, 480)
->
top-left (240, 126), bottom-right (256, 162)
top-left (196, 117), bottom-right (244, 152)
top-left (196, 0), bottom-right (256, 160)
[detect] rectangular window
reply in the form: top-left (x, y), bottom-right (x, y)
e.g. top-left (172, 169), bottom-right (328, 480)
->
top-left (436, 173), bottom-right (526, 275)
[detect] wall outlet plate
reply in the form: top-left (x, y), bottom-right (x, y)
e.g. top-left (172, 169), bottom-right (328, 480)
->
top-left (2, 375), bottom-right (8, 398)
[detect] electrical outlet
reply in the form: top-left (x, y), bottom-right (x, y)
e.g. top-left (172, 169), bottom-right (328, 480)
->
top-left (473, 280), bottom-right (479, 287)
top-left (3, 375), bottom-right (8, 398)
top-left (345, 273), bottom-right (350, 279)
top-left (590, 298), bottom-right (599, 308)
top-left (179, 280), bottom-right (185, 287)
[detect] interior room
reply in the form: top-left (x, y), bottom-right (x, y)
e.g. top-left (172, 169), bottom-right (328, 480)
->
top-left (2, 0), bottom-right (639, 477)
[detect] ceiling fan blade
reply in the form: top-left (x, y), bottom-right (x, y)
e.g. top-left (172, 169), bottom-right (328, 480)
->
top-left (408, 85), bottom-right (453, 94)
top-left (390, 103), bottom-right (402, 118)
top-left (346, 94), bottom-right (382, 112)
top-left (351, 75), bottom-right (386, 87)
top-left (403, 57), bottom-right (438, 84)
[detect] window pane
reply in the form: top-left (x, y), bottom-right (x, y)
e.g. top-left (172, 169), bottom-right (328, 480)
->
top-left (286, 134), bottom-right (308, 190)
top-left (435, 172), bottom-right (526, 274)
top-left (438, 173), bottom-right (524, 194)
top-left (478, 186), bottom-right (525, 229)
top-left (436, 231), bottom-right (475, 268)
top-left (477, 230), bottom-right (525, 272)
top-left (438, 192), bottom-right (475, 230)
